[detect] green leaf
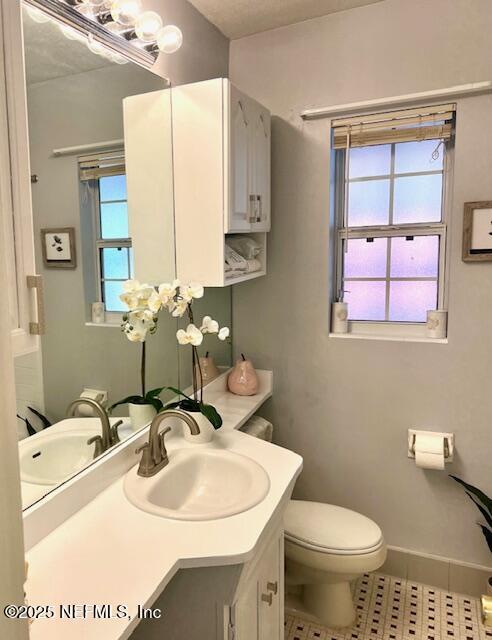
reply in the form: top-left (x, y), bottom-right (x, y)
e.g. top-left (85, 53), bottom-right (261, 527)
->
top-left (108, 395), bottom-right (145, 413)
top-left (161, 401), bottom-right (181, 412)
top-left (467, 493), bottom-right (492, 529)
top-left (145, 387), bottom-right (167, 399)
top-left (199, 403), bottom-right (222, 430)
top-left (163, 386), bottom-right (194, 401)
top-left (478, 524), bottom-right (492, 553)
top-left (27, 406), bottom-right (52, 429)
top-left (450, 475), bottom-right (492, 519)
top-left (147, 397), bottom-right (164, 413)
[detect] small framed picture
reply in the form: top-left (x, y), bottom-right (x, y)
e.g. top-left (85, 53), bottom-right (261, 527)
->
top-left (41, 227), bottom-right (76, 269)
top-left (462, 201), bottom-right (492, 262)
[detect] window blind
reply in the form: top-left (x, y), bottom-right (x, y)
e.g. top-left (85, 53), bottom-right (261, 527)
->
top-left (332, 103), bottom-right (456, 149)
top-left (78, 149), bottom-right (125, 180)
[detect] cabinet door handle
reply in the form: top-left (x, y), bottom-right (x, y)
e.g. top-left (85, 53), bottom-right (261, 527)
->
top-left (267, 581), bottom-right (278, 595)
top-left (26, 275), bottom-right (45, 335)
top-left (256, 195), bottom-right (262, 222)
top-left (248, 195), bottom-right (257, 223)
top-left (261, 592), bottom-right (273, 606)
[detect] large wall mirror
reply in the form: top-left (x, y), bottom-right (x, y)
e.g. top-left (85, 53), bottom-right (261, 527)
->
top-left (16, 3), bottom-right (232, 510)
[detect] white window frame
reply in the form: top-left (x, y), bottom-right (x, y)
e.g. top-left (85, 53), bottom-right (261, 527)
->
top-left (93, 175), bottom-right (132, 322)
top-left (333, 138), bottom-right (454, 341)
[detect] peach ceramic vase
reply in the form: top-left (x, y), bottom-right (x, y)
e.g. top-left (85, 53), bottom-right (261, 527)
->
top-left (227, 354), bottom-right (259, 396)
top-left (195, 353), bottom-right (220, 385)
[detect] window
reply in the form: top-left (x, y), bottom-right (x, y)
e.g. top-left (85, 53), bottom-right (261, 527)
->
top-left (333, 104), bottom-right (455, 330)
top-left (79, 151), bottom-right (132, 315)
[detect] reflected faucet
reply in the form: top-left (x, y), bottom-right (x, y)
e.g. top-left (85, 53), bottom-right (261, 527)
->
top-left (136, 409), bottom-right (201, 478)
top-left (66, 398), bottom-right (122, 458)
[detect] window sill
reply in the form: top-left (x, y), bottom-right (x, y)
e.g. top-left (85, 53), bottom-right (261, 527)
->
top-left (85, 321), bottom-right (121, 329)
top-left (329, 332), bottom-right (448, 344)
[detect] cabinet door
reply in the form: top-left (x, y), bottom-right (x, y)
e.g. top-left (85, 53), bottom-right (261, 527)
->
top-left (258, 532), bottom-right (283, 640)
top-left (232, 573), bottom-right (258, 640)
top-left (250, 105), bottom-right (271, 233)
top-left (227, 85), bottom-right (252, 233)
top-left (1, 0), bottom-right (40, 357)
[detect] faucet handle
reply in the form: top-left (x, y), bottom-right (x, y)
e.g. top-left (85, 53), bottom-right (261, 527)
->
top-left (136, 442), bottom-right (154, 477)
top-left (87, 435), bottom-right (104, 459)
top-left (110, 419), bottom-right (124, 446)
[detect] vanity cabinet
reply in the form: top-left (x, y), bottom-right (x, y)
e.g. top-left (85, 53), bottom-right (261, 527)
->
top-left (1, 1), bottom-right (40, 357)
top-left (124, 78), bottom-right (271, 286)
top-left (229, 528), bottom-right (284, 640)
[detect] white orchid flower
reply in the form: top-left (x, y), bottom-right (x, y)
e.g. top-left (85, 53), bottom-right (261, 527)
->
top-left (147, 290), bottom-right (162, 313)
top-left (180, 282), bottom-right (204, 302)
top-left (126, 326), bottom-right (148, 342)
top-left (176, 324), bottom-right (203, 346)
top-left (158, 280), bottom-right (180, 303)
top-left (123, 279), bottom-right (141, 293)
top-left (218, 327), bottom-right (230, 341)
top-left (119, 291), bottom-right (140, 310)
top-left (200, 316), bottom-right (219, 334)
top-left (131, 309), bottom-right (155, 328)
top-left (120, 280), bottom-right (154, 310)
top-left (170, 299), bottom-right (189, 318)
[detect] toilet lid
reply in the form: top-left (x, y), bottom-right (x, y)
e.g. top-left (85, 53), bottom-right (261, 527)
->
top-left (284, 500), bottom-right (383, 554)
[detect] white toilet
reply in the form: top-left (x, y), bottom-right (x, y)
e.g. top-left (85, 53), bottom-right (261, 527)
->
top-left (284, 500), bottom-right (387, 629)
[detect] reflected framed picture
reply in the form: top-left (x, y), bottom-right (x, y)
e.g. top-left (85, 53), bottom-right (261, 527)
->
top-left (41, 227), bottom-right (76, 269)
top-left (462, 201), bottom-right (492, 262)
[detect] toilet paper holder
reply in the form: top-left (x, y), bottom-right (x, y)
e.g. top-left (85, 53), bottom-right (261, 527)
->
top-left (408, 429), bottom-right (455, 462)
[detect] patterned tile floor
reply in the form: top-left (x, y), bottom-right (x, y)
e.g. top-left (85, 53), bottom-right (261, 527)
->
top-left (285, 573), bottom-right (492, 640)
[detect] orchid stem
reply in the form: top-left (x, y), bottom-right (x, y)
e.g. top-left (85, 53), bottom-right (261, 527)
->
top-left (141, 341), bottom-right (146, 398)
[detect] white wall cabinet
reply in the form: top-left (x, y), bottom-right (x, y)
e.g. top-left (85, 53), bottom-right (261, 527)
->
top-left (1, 0), bottom-right (41, 357)
top-left (124, 78), bottom-right (271, 287)
top-left (172, 78), bottom-right (271, 286)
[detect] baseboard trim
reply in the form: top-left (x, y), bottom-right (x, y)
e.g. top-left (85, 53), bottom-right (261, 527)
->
top-left (381, 546), bottom-right (492, 597)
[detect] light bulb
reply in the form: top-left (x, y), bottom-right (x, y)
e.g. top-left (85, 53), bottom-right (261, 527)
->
top-left (156, 25), bottom-right (183, 54)
top-left (26, 6), bottom-right (50, 23)
top-left (59, 23), bottom-right (86, 43)
top-left (110, 0), bottom-right (142, 27)
top-left (87, 34), bottom-right (107, 56)
top-left (134, 11), bottom-right (162, 42)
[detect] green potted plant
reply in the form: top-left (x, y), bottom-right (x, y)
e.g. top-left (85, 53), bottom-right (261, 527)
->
top-left (450, 475), bottom-right (492, 594)
top-left (109, 281), bottom-right (165, 430)
top-left (113, 279), bottom-right (229, 439)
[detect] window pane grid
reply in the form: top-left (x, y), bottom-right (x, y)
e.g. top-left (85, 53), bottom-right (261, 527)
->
top-left (95, 174), bottom-right (132, 313)
top-left (335, 132), bottom-right (450, 326)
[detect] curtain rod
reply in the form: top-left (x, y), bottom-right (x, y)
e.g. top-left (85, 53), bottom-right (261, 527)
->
top-left (300, 81), bottom-right (492, 121)
top-left (52, 139), bottom-right (124, 157)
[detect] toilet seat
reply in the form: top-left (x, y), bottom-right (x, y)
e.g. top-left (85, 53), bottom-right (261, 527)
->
top-left (284, 500), bottom-right (384, 556)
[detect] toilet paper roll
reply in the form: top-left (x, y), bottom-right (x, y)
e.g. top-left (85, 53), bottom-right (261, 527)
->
top-left (414, 433), bottom-right (445, 470)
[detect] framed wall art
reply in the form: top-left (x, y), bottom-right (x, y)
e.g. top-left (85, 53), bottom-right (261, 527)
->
top-left (41, 227), bottom-right (76, 269)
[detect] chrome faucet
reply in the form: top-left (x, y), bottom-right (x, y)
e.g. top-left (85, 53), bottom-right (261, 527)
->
top-left (136, 409), bottom-right (201, 478)
top-left (66, 398), bottom-right (122, 458)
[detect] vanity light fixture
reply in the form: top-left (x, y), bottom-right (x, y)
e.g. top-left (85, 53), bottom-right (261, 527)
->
top-left (25, 0), bottom-right (183, 67)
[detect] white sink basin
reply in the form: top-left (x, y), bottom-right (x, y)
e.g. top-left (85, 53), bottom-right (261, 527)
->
top-left (19, 430), bottom-right (97, 485)
top-left (124, 448), bottom-right (270, 521)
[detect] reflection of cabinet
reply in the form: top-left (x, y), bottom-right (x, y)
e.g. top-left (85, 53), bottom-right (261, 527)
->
top-left (1, 1), bottom-right (40, 357)
top-left (231, 529), bottom-right (283, 640)
top-left (172, 78), bottom-right (271, 286)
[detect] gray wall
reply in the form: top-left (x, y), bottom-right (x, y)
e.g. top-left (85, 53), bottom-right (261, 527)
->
top-left (27, 0), bottom-right (231, 423)
top-left (230, 0), bottom-right (492, 567)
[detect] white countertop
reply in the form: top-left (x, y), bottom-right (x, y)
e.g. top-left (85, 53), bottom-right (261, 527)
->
top-left (24, 369), bottom-right (301, 640)
top-left (26, 430), bottom-right (302, 640)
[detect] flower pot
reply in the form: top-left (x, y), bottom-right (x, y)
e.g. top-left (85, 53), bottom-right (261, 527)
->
top-left (227, 357), bottom-right (259, 396)
top-left (179, 407), bottom-right (215, 444)
top-left (129, 403), bottom-right (157, 432)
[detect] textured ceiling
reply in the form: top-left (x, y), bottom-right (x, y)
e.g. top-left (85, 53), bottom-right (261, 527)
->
top-left (188, 0), bottom-right (385, 39)
top-left (23, 8), bottom-right (113, 86)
